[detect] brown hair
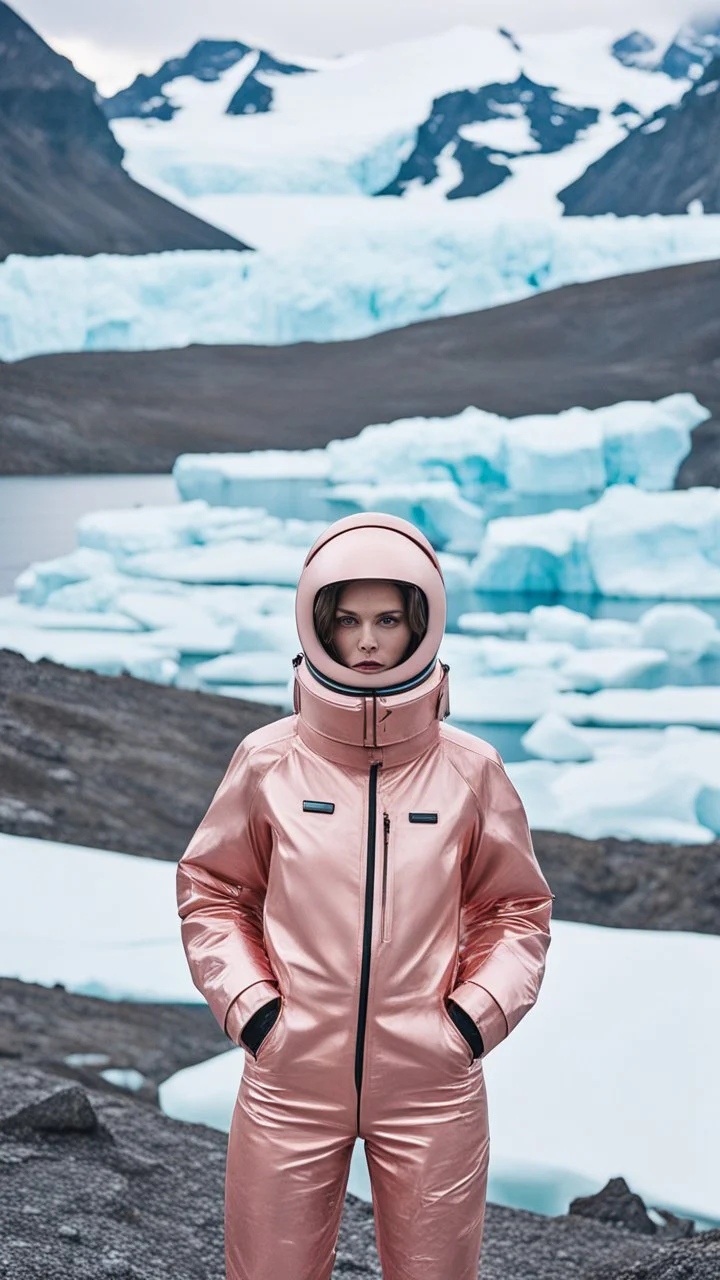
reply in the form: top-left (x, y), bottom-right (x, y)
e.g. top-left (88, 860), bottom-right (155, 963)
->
top-left (313, 580), bottom-right (428, 666)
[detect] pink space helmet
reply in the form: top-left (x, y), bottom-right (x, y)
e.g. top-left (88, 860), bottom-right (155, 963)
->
top-left (294, 512), bottom-right (447, 693)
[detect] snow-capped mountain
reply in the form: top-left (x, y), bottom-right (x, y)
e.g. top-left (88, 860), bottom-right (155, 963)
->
top-left (0, 1), bottom-right (246, 258)
top-left (560, 56), bottom-right (720, 215)
top-left (103, 38), bottom-right (312, 122)
top-left (107, 25), bottom-right (688, 215)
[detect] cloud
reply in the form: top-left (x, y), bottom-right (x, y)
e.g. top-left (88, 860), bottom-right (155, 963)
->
top-left (13, 0), bottom-right (700, 94)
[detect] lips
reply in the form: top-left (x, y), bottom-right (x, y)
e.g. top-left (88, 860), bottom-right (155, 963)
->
top-left (354, 661), bottom-right (383, 671)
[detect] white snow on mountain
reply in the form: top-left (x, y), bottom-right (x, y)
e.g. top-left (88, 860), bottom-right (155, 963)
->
top-left (3, 216), bottom-right (720, 361)
top-left (1, 830), bottom-right (716, 1222)
top-left (108, 25), bottom-right (687, 217)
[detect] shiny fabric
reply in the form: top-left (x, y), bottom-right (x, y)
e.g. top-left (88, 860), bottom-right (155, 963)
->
top-left (176, 514), bottom-right (553, 1280)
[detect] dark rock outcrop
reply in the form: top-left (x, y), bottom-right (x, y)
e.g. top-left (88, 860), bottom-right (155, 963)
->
top-left (611, 32), bottom-right (658, 71)
top-left (570, 1177), bottom-right (671, 1236)
top-left (379, 76), bottom-right (598, 199)
top-left (611, 18), bottom-right (720, 80)
top-left (659, 16), bottom-right (720, 81)
top-left (0, 2), bottom-right (247, 258)
top-left (103, 38), bottom-right (309, 122)
top-left (559, 56), bottom-right (720, 215)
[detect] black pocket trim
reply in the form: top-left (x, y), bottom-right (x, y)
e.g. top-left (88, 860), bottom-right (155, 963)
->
top-left (409, 812), bottom-right (438, 823)
top-left (303, 800), bottom-right (335, 814)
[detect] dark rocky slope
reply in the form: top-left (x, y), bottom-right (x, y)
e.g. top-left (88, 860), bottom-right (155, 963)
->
top-left (0, 1060), bottom-right (713, 1279)
top-left (103, 38), bottom-right (309, 122)
top-left (0, 2), bottom-right (247, 258)
top-left (1, 649), bottom-right (718, 936)
top-left (560, 57), bottom-right (720, 215)
top-left (0, 257), bottom-right (717, 483)
top-left (378, 76), bottom-right (598, 199)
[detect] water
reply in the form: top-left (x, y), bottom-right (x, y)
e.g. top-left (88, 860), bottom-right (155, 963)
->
top-left (2, 475), bottom-right (719, 763)
top-left (0, 475), bottom-right (177, 596)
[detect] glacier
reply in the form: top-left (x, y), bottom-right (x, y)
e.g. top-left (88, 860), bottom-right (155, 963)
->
top-left (2, 217), bottom-right (720, 360)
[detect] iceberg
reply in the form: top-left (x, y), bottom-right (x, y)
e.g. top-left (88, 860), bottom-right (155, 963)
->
top-left (322, 394), bottom-right (707, 500)
top-left (173, 451), bottom-right (331, 523)
top-left (120, 540), bottom-right (309, 586)
top-left (638, 602), bottom-right (719, 662)
top-left (558, 647), bottom-right (668, 692)
top-left (558, 687), bottom-right (720, 728)
top-left (173, 398), bottom-right (708, 575)
top-left (470, 509), bottom-right (594, 594)
top-left (510, 722), bottom-right (720, 843)
top-left (326, 480), bottom-right (487, 553)
top-left (0, 624), bottom-right (179, 683)
top-left (587, 485), bottom-right (720, 597)
top-left (471, 486), bottom-right (720, 598)
top-left (2, 219), bottom-right (720, 360)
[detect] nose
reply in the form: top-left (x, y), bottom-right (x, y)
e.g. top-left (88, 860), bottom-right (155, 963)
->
top-left (358, 624), bottom-right (378, 653)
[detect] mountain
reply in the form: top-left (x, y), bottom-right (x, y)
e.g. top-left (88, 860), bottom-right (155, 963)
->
top-left (0, 2), bottom-right (248, 258)
top-left (106, 26), bottom-right (686, 214)
top-left (559, 56), bottom-right (720, 215)
top-left (103, 38), bottom-right (311, 122)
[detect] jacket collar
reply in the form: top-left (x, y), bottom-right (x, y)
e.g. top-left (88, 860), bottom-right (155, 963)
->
top-left (293, 654), bottom-right (450, 769)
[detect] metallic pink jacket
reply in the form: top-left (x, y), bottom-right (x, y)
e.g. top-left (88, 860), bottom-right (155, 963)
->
top-left (177, 514), bottom-right (553, 1087)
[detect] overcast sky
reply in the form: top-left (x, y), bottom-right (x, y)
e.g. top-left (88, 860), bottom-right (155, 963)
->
top-left (14, 0), bottom-right (705, 93)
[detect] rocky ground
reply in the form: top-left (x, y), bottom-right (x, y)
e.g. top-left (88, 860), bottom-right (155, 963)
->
top-left (1, 1060), bottom-right (716, 1280)
top-left (1, 649), bottom-right (718, 935)
top-left (1, 259), bottom-right (718, 478)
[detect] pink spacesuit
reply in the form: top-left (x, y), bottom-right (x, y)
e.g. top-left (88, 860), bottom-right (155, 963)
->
top-left (177, 513), bottom-right (553, 1280)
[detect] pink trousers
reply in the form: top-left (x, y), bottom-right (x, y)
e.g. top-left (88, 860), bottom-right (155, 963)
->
top-left (225, 993), bottom-right (490, 1280)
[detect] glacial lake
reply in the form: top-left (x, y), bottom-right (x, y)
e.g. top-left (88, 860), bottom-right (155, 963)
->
top-left (2, 474), bottom-right (719, 762)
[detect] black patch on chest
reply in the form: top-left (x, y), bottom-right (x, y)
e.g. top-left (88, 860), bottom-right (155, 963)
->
top-left (303, 800), bottom-right (335, 814)
top-left (409, 812), bottom-right (438, 824)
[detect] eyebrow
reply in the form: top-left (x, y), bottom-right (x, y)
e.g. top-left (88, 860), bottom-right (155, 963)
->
top-left (335, 608), bottom-right (405, 617)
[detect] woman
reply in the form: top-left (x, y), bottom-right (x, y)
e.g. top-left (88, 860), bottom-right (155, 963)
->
top-left (176, 512), bottom-right (554, 1280)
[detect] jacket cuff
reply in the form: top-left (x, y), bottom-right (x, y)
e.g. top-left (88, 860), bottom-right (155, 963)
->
top-left (224, 980), bottom-right (280, 1045)
top-left (449, 980), bottom-right (509, 1057)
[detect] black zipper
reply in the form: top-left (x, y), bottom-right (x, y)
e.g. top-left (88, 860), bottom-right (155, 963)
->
top-left (355, 761), bottom-right (379, 1128)
top-left (381, 813), bottom-right (390, 942)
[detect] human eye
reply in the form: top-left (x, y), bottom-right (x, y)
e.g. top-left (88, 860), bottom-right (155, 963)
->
top-left (380, 614), bottom-right (401, 626)
top-left (336, 614), bottom-right (356, 627)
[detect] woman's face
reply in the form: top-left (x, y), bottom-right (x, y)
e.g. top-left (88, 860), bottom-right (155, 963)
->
top-left (332, 580), bottom-right (412, 673)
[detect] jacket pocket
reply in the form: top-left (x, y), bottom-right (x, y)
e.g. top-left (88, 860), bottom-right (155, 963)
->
top-left (440, 997), bottom-right (475, 1068)
top-left (254, 995), bottom-right (285, 1063)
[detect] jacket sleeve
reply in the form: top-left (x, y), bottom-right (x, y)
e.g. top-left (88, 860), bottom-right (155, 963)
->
top-left (176, 739), bottom-right (280, 1043)
top-left (449, 755), bottom-right (554, 1058)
